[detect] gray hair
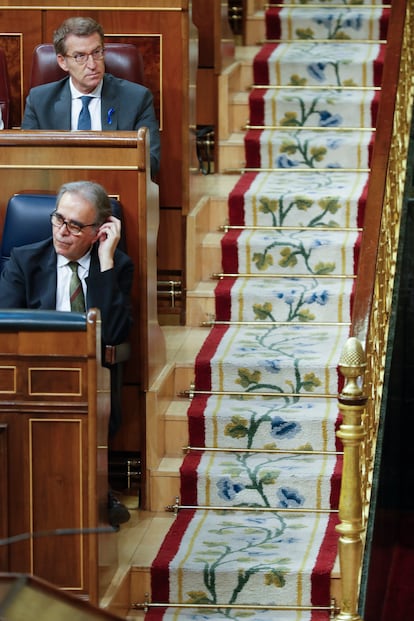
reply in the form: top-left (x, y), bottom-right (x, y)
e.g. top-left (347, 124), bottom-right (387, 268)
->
top-left (56, 181), bottom-right (112, 225)
top-left (53, 17), bottom-right (104, 56)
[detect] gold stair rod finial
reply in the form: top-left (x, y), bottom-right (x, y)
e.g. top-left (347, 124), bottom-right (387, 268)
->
top-left (338, 336), bottom-right (367, 399)
top-left (335, 337), bottom-right (367, 621)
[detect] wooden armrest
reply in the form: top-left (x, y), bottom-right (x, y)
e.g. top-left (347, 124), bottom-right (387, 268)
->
top-left (104, 342), bottom-right (131, 365)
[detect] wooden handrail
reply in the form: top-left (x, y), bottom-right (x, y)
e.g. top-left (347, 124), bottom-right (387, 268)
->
top-left (351, 1), bottom-right (408, 340)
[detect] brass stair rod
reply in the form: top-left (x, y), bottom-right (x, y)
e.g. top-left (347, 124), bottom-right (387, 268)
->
top-left (165, 500), bottom-right (338, 515)
top-left (184, 445), bottom-right (344, 456)
top-left (220, 224), bottom-right (363, 231)
top-left (244, 125), bottom-right (375, 132)
top-left (134, 598), bottom-right (338, 614)
top-left (265, 3), bottom-right (390, 10)
top-left (201, 320), bottom-right (352, 327)
top-left (260, 38), bottom-right (387, 44)
top-left (180, 388), bottom-right (339, 399)
top-left (224, 167), bottom-right (371, 174)
top-left (251, 85), bottom-right (381, 90)
top-left (131, 601), bottom-right (338, 619)
top-left (212, 272), bottom-right (357, 279)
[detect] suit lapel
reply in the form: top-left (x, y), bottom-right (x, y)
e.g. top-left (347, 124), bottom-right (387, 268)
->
top-left (32, 241), bottom-right (58, 309)
top-left (85, 245), bottom-right (100, 308)
top-left (101, 75), bottom-right (119, 129)
top-left (53, 80), bottom-right (72, 129)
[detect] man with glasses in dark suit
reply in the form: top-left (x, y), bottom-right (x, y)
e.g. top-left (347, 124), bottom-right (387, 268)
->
top-left (0, 180), bottom-right (134, 528)
top-left (21, 16), bottom-right (160, 176)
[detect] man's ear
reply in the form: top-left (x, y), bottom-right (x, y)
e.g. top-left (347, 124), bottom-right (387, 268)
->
top-left (91, 228), bottom-right (101, 244)
top-left (56, 54), bottom-right (69, 73)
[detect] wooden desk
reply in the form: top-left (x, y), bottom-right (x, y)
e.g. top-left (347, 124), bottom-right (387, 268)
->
top-left (0, 309), bottom-right (109, 604)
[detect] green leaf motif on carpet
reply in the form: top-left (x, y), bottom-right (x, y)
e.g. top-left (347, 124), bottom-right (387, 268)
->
top-left (258, 194), bottom-right (342, 228)
top-left (188, 517), bottom-right (293, 608)
top-left (251, 237), bottom-right (336, 275)
top-left (235, 367), bottom-right (322, 397)
top-left (280, 137), bottom-right (328, 167)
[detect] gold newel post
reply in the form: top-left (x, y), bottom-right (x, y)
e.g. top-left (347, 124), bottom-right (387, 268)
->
top-left (335, 337), bottom-right (368, 621)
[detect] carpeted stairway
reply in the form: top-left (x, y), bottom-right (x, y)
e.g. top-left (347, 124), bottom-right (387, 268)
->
top-left (146, 2), bottom-right (389, 619)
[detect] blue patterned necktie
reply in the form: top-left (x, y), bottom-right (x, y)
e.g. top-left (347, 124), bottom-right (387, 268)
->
top-left (77, 96), bottom-right (92, 130)
top-left (68, 262), bottom-right (86, 312)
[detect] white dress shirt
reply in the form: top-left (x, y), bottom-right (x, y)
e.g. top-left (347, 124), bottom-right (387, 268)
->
top-left (56, 251), bottom-right (91, 311)
top-left (69, 79), bottom-right (103, 131)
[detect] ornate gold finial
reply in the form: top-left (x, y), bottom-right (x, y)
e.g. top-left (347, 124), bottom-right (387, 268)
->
top-left (338, 337), bottom-right (366, 398)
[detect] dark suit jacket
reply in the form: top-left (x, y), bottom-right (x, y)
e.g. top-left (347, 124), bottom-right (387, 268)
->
top-left (0, 237), bottom-right (134, 347)
top-left (21, 73), bottom-right (160, 176)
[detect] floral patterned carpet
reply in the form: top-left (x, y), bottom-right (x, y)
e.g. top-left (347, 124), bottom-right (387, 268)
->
top-left (146, 2), bottom-right (389, 620)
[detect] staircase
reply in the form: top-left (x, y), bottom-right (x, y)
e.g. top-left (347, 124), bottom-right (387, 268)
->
top-left (99, 1), bottom-right (414, 619)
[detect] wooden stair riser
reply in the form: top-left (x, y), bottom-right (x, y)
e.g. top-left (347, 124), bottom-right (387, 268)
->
top-left (217, 137), bottom-right (246, 172)
top-left (187, 195), bottom-right (228, 290)
top-left (244, 12), bottom-right (265, 46)
top-left (186, 287), bottom-right (216, 326)
top-left (230, 92), bottom-right (250, 134)
top-left (197, 236), bottom-right (223, 280)
top-left (164, 401), bottom-right (190, 456)
top-left (148, 466), bottom-right (181, 512)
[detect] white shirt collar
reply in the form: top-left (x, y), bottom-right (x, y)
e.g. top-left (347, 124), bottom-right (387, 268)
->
top-left (69, 78), bottom-right (103, 100)
top-left (57, 248), bottom-right (92, 272)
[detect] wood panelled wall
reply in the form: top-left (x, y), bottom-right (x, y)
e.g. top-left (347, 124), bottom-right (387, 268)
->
top-left (193, 0), bottom-right (234, 127)
top-left (0, 0), bottom-right (195, 290)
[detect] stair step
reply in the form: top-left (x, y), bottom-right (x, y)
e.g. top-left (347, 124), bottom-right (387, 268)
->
top-left (235, 46), bottom-right (259, 88)
top-left (187, 182), bottom-right (234, 291)
top-left (103, 510), bottom-right (340, 619)
top-left (126, 514), bottom-right (175, 610)
top-left (217, 132), bottom-right (246, 172)
top-left (230, 90), bottom-right (250, 133)
top-left (226, 48), bottom-right (257, 92)
top-left (162, 326), bottom-right (207, 368)
top-left (146, 327), bottom-right (207, 481)
top-left (244, 11), bottom-right (266, 46)
top-left (186, 281), bottom-right (217, 326)
top-left (246, 0), bottom-right (266, 16)
top-left (148, 456), bottom-right (182, 511)
top-left (197, 230), bottom-right (224, 280)
top-left (164, 399), bottom-right (190, 456)
top-left (100, 510), bottom-right (174, 616)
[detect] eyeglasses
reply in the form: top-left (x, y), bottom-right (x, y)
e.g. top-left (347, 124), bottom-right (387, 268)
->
top-left (50, 211), bottom-right (97, 236)
top-left (65, 47), bottom-right (105, 65)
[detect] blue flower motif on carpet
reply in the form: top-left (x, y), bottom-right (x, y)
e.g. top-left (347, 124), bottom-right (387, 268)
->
top-left (276, 153), bottom-right (299, 168)
top-left (251, 285), bottom-right (329, 322)
top-left (304, 289), bottom-right (329, 305)
top-left (319, 110), bottom-right (342, 127)
top-left (277, 487), bottom-right (305, 508)
top-left (217, 477), bottom-right (245, 501)
top-left (308, 61), bottom-right (329, 82)
top-left (271, 416), bottom-right (301, 439)
top-left (309, 10), bottom-right (363, 40)
top-left (263, 358), bottom-right (282, 374)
